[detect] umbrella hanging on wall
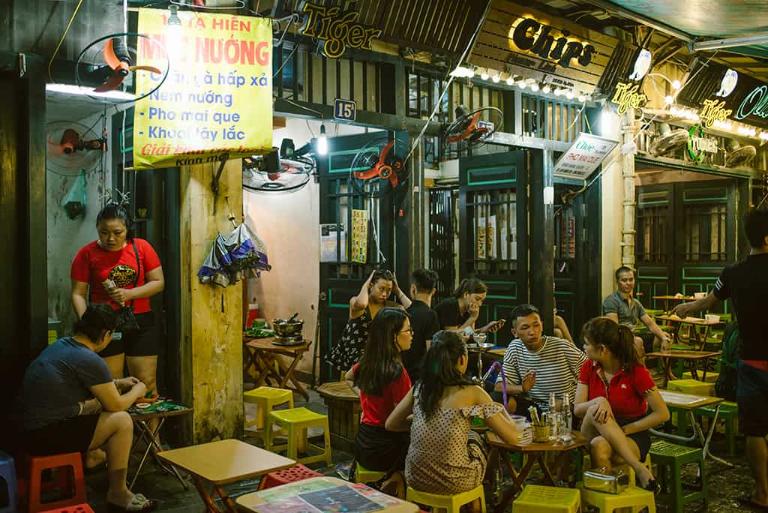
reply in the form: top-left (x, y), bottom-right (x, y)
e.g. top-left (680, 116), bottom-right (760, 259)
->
top-left (198, 219), bottom-right (271, 287)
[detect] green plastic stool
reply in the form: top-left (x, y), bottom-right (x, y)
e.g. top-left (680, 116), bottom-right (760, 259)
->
top-left (577, 483), bottom-right (656, 513)
top-left (650, 440), bottom-right (707, 513)
top-left (682, 371), bottom-right (718, 384)
top-left (354, 462), bottom-right (386, 484)
top-left (407, 484), bottom-right (486, 513)
top-left (667, 379), bottom-right (714, 397)
top-left (512, 484), bottom-right (580, 513)
top-left (694, 401), bottom-right (739, 456)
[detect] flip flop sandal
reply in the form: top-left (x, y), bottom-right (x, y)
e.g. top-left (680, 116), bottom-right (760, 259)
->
top-left (738, 496), bottom-right (768, 511)
top-left (107, 493), bottom-right (158, 512)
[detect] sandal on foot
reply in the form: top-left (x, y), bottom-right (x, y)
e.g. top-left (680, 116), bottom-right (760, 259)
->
top-left (107, 493), bottom-right (157, 512)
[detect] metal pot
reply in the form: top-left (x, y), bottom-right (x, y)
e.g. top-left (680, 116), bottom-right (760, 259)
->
top-left (272, 318), bottom-right (304, 338)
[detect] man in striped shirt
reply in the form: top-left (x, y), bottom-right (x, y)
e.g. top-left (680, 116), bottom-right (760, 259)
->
top-left (497, 304), bottom-right (586, 414)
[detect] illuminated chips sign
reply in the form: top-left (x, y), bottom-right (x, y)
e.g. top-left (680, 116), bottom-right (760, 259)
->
top-left (133, 9), bottom-right (272, 169)
top-left (509, 18), bottom-right (596, 69)
top-left (299, 2), bottom-right (382, 58)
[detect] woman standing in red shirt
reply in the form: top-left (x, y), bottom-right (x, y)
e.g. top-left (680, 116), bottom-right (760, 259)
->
top-left (345, 308), bottom-right (412, 497)
top-left (70, 204), bottom-right (165, 396)
top-left (574, 317), bottom-right (669, 491)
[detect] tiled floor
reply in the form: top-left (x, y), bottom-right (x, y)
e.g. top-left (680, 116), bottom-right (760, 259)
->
top-left (80, 383), bottom-right (754, 513)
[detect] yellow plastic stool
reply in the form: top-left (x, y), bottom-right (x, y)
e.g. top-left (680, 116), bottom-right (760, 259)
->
top-left (667, 379), bottom-right (714, 396)
top-left (355, 462), bottom-right (386, 484)
top-left (512, 485), bottom-right (580, 513)
top-left (577, 483), bottom-right (656, 513)
top-left (407, 484), bottom-right (486, 513)
top-left (266, 407), bottom-right (332, 466)
top-left (682, 371), bottom-right (719, 383)
top-left (243, 386), bottom-right (294, 436)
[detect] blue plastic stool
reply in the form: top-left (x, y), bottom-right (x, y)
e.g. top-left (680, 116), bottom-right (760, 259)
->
top-left (0, 451), bottom-right (18, 513)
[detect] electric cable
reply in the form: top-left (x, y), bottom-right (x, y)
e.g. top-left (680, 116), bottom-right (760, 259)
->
top-left (47, 0), bottom-right (86, 82)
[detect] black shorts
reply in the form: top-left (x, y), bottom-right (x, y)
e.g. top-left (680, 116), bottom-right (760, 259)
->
top-left (737, 359), bottom-right (768, 437)
top-left (354, 423), bottom-right (410, 473)
top-left (23, 414), bottom-right (100, 455)
top-left (100, 312), bottom-right (158, 357)
top-left (616, 417), bottom-right (652, 461)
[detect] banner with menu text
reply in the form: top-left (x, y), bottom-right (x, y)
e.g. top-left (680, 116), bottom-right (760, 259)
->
top-left (133, 9), bottom-right (272, 169)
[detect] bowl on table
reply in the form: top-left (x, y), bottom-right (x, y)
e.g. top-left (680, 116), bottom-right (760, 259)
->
top-left (272, 318), bottom-right (304, 338)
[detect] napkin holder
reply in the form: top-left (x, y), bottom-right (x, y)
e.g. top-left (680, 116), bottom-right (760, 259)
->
top-left (583, 469), bottom-right (629, 494)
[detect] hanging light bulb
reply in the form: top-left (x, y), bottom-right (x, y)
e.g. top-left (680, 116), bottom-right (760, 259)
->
top-left (506, 76), bottom-right (515, 86)
top-left (530, 82), bottom-right (540, 92)
top-left (492, 74), bottom-right (500, 83)
top-left (565, 90), bottom-right (574, 100)
top-left (518, 81), bottom-right (527, 90)
top-left (664, 95), bottom-right (674, 105)
top-left (165, 5), bottom-right (183, 64)
top-left (480, 70), bottom-right (489, 81)
top-left (578, 95), bottom-right (586, 102)
top-left (542, 84), bottom-right (551, 94)
top-left (316, 124), bottom-right (328, 155)
top-left (672, 79), bottom-right (682, 90)
top-left (554, 88), bottom-right (563, 97)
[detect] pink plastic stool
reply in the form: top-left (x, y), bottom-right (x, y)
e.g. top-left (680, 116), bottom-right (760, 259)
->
top-left (257, 464), bottom-right (323, 490)
top-left (39, 504), bottom-right (94, 513)
top-left (27, 453), bottom-right (86, 513)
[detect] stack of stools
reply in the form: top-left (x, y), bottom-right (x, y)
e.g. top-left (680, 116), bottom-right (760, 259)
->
top-left (513, 485), bottom-right (580, 513)
top-left (0, 451), bottom-right (17, 513)
top-left (257, 464), bottom-right (323, 490)
top-left (407, 484), bottom-right (486, 513)
top-left (26, 453), bottom-right (86, 513)
top-left (243, 386), bottom-right (294, 442)
top-left (650, 440), bottom-right (707, 513)
top-left (265, 407), bottom-right (332, 466)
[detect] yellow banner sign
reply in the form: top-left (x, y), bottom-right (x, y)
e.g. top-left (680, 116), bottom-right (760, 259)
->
top-left (134, 9), bottom-right (272, 169)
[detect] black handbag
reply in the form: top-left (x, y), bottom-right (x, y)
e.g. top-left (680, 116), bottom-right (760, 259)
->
top-left (115, 241), bottom-right (142, 333)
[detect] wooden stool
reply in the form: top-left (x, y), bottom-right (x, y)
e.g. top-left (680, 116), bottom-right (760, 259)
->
top-left (0, 451), bottom-right (17, 513)
top-left (257, 464), bottom-right (323, 490)
top-left (577, 484), bottom-right (655, 513)
top-left (354, 463), bottom-right (386, 484)
top-left (266, 408), bottom-right (332, 466)
top-left (39, 505), bottom-right (94, 513)
top-left (650, 440), bottom-right (706, 513)
top-left (317, 382), bottom-right (361, 453)
top-left (27, 453), bottom-right (86, 513)
top-left (243, 386), bottom-right (294, 436)
top-left (513, 485), bottom-right (580, 513)
top-left (407, 484), bottom-right (486, 513)
top-left (667, 379), bottom-right (714, 396)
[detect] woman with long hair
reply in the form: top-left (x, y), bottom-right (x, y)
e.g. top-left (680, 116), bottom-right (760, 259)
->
top-left (434, 278), bottom-right (504, 334)
top-left (345, 308), bottom-right (413, 496)
top-left (328, 269), bottom-right (410, 372)
top-left (574, 317), bottom-right (670, 491)
top-left (386, 331), bottom-right (519, 504)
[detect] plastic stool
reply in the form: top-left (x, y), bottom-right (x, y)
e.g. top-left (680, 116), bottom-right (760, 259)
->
top-left (650, 440), bottom-right (706, 513)
top-left (667, 379), bottom-right (714, 396)
top-left (354, 463), bottom-right (386, 484)
top-left (27, 453), bottom-right (86, 513)
top-left (407, 484), bottom-right (486, 513)
top-left (512, 485), bottom-right (580, 513)
top-left (694, 401), bottom-right (738, 456)
top-left (243, 386), bottom-right (294, 436)
top-left (0, 451), bottom-right (17, 513)
top-left (577, 483), bottom-right (655, 513)
top-left (257, 464), bottom-right (323, 490)
top-left (682, 371), bottom-right (718, 383)
top-left (266, 408), bottom-right (332, 466)
top-left (39, 505), bottom-right (94, 513)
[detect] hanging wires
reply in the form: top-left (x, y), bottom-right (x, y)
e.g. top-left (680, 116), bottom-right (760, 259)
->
top-left (47, 0), bottom-right (85, 82)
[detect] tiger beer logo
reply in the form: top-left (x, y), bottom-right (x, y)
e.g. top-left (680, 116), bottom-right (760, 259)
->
top-left (300, 2), bottom-right (382, 59)
top-left (109, 265), bottom-right (137, 288)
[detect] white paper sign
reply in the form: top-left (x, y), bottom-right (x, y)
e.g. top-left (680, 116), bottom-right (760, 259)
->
top-left (553, 133), bottom-right (619, 180)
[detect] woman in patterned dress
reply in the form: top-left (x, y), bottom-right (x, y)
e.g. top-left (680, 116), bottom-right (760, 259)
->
top-left (327, 270), bottom-right (410, 373)
top-left (386, 331), bottom-right (520, 508)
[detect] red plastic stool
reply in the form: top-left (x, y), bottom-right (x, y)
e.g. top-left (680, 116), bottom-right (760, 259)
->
top-left (27, 453), bottom-right (86, 513)
top-left (257, 464), bottom-right (323, 490)
top-left (39, 505), bottom-right (94, 513)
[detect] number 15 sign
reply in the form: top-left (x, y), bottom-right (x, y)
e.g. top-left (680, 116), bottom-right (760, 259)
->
top-left (334, 98), bottom-right (356, 121)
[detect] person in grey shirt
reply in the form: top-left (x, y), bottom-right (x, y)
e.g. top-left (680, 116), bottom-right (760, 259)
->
top-left (602, 266), bottom-right (670, 363)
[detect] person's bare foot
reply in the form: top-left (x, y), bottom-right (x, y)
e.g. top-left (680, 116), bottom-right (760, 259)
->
top-left (380, 472), bottom-right (405, 499)
top-left (86, 449), bottom-right (107, 469)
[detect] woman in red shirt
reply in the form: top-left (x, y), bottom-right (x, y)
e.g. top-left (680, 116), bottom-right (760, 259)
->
top-left (574, 317), bottom-right (669, 491)
top-left (70, 204), bottom-right (165, 395)
top-left (345, 307), bottom-right (412, 497)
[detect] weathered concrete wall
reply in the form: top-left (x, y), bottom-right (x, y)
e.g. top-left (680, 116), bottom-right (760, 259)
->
top-left (180, 159), bottom-right (243, 442)
top-left (599, 106), bottom-right (624, 300)
top-left (46, 112), bottom-right (111, 336)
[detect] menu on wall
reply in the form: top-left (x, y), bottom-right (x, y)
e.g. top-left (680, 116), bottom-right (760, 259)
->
top-left (133, 9), bottom-right (273, 169)
top-left (350, 209), bottom-right (368, 264)
top-left (553, 133), bottom-right (618, 180)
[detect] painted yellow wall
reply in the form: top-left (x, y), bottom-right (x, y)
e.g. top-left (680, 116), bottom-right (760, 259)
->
top-left (599, 107), bottom-right (625, 300)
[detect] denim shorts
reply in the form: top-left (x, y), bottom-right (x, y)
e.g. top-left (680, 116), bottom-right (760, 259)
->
top-left (736, 359), bottom-right (768, 437)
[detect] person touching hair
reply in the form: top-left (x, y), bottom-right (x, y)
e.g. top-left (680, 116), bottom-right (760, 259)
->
top-left (574, 317), bottom-right (670, 492)
top-left (387, 331), bottom-right (519, 508)
top-left (434, 278), bottom-right (505, 334)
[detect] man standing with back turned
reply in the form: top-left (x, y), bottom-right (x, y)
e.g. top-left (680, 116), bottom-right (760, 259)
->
top-left (673, 209), bottom-right (768, 509)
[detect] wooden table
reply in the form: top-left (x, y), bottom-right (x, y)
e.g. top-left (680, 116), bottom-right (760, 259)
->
top-left (317, 381), bottom-right (361, 453)
top-left (236, 476), bottom-right (419, 512)
top-left (652, 295), bottom-right (695, 311)
top-left (646, 350), bottom-right (721, 388)
top-left (128, 402), bottom-right (193, 490)
top-left (654, 315), bottom-right (723, 350)
top-left (487, 431), bottom-right (588, 513)
top-left (244, 337), bottom-right (312, 401)
top-left (157, 439), bottom-right (295, 513)
top-left (651, 390), bottom-right (732, 467)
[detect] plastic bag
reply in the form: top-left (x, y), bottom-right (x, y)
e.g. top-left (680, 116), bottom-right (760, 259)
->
top-left (62, 170), bottom-right (87, 219)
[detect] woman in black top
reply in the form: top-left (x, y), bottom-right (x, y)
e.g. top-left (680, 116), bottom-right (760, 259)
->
top-left (434, 278), bottom-right (505, 334)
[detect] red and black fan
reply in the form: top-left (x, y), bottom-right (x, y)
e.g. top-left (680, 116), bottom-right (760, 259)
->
top-left (46, 121), bottom-right (106, 176)
top-left (443, 105), bottom-right (503, 147)
top-left (349, 134), bottom-right (409, 198)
